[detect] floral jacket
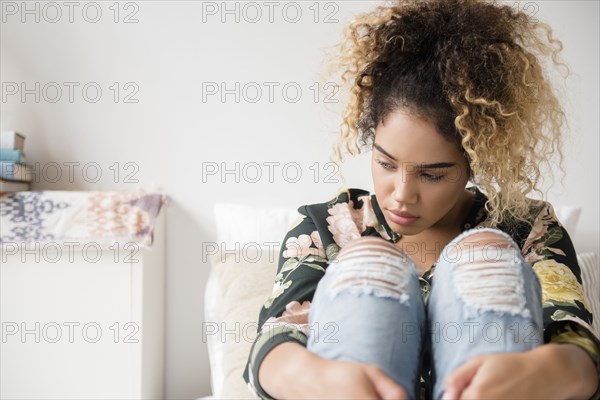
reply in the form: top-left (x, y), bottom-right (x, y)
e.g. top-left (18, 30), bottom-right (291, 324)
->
top-left (243, 186), bottom-right (600, 399)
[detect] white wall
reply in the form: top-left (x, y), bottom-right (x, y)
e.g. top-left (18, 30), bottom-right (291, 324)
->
top-left (1, 1), bottom-right (598, 398)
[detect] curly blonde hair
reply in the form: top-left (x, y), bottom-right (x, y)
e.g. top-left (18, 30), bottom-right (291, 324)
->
top-left (323, 0), bottom-right (568, 228)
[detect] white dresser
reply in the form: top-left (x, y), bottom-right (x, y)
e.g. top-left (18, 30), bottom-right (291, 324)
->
top-left (0, 191), bottom-right (166, 399)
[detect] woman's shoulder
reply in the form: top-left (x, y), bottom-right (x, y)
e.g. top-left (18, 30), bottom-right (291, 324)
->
top-left (518, 197), bottom-right (575, 264)
top-left (296, 187), bottom-right (373, 216)
top-left (522, 195), bottom-right (557, 220)
top-left (469, 186), bottom-right (560, 225)
top-left (467, 186), bottom-right (562, 248)
top-left (472, 187), bottom-right (568, 256)
top-left (506, 195), bottom-right (562, 231)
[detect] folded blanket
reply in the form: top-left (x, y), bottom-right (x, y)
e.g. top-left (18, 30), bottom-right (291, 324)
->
top-left (0, 190), bottom-right (169, 249)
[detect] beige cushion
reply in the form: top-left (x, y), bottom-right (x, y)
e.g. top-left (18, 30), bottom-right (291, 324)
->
top-left (207, 202), bottom-right (299, 398)
top-left (207, 248), bottom-right (278, 399)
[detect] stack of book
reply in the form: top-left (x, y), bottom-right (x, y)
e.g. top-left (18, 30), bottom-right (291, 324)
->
top-left (0, 131), bottom-right (34, 194)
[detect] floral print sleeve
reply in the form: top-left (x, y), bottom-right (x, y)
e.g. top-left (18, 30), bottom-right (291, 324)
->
top-left (523, 202), bottom-right (600, 399)
top-left (242, 188), bottom-right (391, 399)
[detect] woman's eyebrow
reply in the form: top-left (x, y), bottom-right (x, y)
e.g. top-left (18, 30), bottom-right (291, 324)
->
top-left (373, 142), bottom-right (398, 161)
top-left (373, 142), bottom-right (456, 169)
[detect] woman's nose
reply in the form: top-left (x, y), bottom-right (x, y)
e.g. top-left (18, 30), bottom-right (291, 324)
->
top-left (393, 173), bottom-right (418, 204)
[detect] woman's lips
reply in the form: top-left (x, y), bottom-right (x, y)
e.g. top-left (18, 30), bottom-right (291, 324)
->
top-left (386, 209), bottom-right (419, 225)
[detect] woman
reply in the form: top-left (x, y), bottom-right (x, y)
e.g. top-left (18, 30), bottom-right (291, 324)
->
top-left (243, 0), bottom-right (600, 399)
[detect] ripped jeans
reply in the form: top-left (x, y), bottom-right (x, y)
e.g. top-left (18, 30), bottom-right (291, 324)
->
top-left (306, 228), bottom-right (544, 400)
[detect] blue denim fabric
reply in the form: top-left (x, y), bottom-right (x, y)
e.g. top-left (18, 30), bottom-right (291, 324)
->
top-left (305, 228), bottom-right (543, 400)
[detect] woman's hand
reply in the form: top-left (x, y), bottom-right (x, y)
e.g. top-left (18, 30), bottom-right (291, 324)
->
top-left (319, 359), bottom-right (408, 400)
top-left (442, 344), bottom-right (598, 400)
top-left (258, 342), bottom-right (406, 400)
top-left (259, 342), bottom-right (407, 399)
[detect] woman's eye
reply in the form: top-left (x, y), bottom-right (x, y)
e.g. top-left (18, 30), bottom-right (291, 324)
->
top-left (376, 160), bottom-right (395, 170)
top-left (377, 160), bottom-right (444, 181)
top-left (421, 173), bottom-right (444, 182)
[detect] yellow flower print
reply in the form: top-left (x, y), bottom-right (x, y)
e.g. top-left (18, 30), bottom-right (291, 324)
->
top-left (532, 259), bottom-right (590, 310)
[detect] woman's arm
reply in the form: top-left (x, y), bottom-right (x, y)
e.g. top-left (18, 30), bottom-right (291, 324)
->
top-left (259, 342), bottom-right (407, 400)
top-left (258, 342), bottom-right (318, 399)
top-left (523, 202), bottom-right (600, 399)
top-left (546, 343), bottom-right (598, 399)
top-left (443, 342), bottom-right (597, 399)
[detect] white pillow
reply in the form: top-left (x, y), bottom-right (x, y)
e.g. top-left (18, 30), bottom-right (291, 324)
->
top-left (213, 203), bottom-right (298, 248)
top-left (553, 205), bottom-right (582, 236)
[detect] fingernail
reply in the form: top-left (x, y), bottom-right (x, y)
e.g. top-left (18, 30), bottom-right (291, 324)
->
top-left (442, 390), bottom-right (455, 400)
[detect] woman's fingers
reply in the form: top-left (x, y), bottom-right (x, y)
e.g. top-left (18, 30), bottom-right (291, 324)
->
top-left (363, 364), bottom-right (408, 400)
top-left (442, 356), bottom-right (483, 400)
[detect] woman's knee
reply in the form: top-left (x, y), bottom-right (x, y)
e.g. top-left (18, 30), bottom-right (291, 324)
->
top-left (443, 228), bottom-right (519, 260)
top-left (438, 228), bottom-right (532, 318)
top-left (326, 236), bottom-right (418, 304)
top-left (337, 236), bottom-right (407, 259)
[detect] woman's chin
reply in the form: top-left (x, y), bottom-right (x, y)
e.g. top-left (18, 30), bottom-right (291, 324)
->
top-left (389, 221), bottom-right (423, 235)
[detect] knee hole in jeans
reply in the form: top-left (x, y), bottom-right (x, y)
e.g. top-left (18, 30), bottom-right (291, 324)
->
top-left (443, 231), bottom-right (531, 318)
top-left (327, 237), bottom-right (417, 305)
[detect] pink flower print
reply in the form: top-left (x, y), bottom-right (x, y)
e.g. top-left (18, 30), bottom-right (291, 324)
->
top-left (261, 300), bottom-right (311, 336)
top-left (357, 195), bottom-right (378, 231)
top-left (283, 231), bottom-right (326, 259)
top-left (356, 194), bottom-right (391, 240)
top-left (523, 204), bottom-right (552, 263)
top-left (282, 300), bottom-right (311, 324)
top-left (326, 200), bottom-right (364, 247)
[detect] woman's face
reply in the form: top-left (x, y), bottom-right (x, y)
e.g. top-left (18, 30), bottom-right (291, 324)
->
top-left (371, 109), bottom-right (471, 236)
